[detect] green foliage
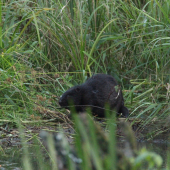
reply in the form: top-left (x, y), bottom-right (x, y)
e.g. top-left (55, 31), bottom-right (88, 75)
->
top-left (133, 148), bottom-right (163, 170)
top-left (2, 0), bottom-right (170, 75)
top-left (0, 0), bottom-right (169, 139)
top-left (22, 113), bottom-right (163, 170)
top-left (0, 0), bottom-right (170, 169)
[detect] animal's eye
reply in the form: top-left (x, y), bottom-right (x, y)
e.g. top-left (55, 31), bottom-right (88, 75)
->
top-left (92, 90), bottom-right (98, 94)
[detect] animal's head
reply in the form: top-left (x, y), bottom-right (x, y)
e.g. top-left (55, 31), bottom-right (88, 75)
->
top-left (59, 85), bottom-right (82, 109)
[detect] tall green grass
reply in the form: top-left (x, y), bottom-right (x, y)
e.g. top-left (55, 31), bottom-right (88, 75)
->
top-left (0, 1), bottom-right (170, 169)
top-left (2, 0), bottom-right (170, 76)
top-left (0, 0), bottom-right (169, 133)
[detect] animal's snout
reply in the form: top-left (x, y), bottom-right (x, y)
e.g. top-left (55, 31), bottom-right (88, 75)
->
top-left (59, 97), bottom-right (63, 106)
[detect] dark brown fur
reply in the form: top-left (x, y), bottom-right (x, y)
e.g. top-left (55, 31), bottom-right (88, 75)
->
top-left (59, 74), bottom-right (129, 117)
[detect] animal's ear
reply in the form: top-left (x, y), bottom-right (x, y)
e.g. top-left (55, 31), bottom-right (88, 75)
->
top-left (76, 87), bottom-right (80, 92)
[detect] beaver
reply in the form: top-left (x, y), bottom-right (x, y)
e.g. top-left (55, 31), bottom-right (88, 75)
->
top-left (59, 74), bottom-right (129, 117)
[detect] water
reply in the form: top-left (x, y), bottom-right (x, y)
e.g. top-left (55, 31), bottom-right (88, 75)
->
top-left (0, 138), bottom-right (169, 169)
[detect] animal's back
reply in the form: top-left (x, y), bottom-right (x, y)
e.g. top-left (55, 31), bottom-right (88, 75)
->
top-left (82, 74), bottom-right (124, 116)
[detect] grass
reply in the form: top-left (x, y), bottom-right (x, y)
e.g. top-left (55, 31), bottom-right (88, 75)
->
top-left (0, 0), bottom-right (169, 120)
top-left (0, 0), bottom-right (170, 169)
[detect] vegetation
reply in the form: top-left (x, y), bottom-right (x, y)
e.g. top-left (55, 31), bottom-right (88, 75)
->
top-left (22, 113), bottom-right (164, 170)
top-left (0, 0), bottom-right (169, 120)
top-left (0, 0), bottom-right (170, 169)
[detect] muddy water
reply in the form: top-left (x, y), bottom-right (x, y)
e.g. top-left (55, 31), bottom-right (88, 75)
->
top-left (0, 141), bottom-right (168, 169)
